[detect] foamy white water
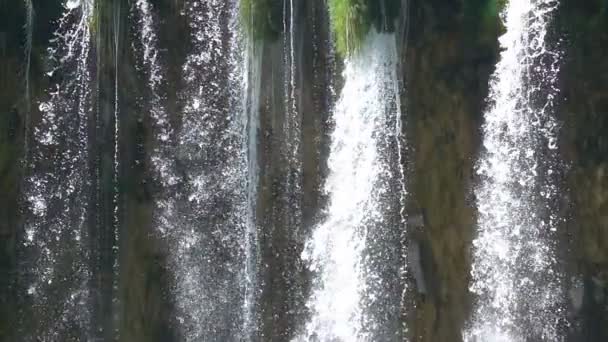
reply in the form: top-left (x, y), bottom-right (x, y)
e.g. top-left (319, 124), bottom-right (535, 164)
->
top-left (21, 0), bottom-right (95, 339)
top-left (297, 32), bottom-right (406, 342)
top-left (465, 0), bottom-right (564, 341)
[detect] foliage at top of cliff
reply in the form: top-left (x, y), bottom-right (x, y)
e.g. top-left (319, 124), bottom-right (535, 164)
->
top-left (240, 0), bottom-right (282, 41)
top-left (329, 0), bottom-right (400, 57)
top-left (329, 0), bottom-right (370, 56)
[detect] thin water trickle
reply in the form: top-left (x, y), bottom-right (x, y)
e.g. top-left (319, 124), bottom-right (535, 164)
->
top-left (111, 2), bottom-right (121, 339)
top-left (23, 0), bottom-right (34, 156)
top-left (238, 24), bottom-right (262, 340)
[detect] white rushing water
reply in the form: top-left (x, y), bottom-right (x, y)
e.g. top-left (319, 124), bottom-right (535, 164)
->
top-left (298, 32), bottom-right (406, 342)
top-left (465, 0), bottom-right (564, 341)
top-left (21, 0), bottom-right (95, 339)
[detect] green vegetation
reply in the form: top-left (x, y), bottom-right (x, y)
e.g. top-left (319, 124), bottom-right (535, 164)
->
top-left (464, 0), bottom-right (507, 20)
top-left (240, 0), bottom-right (281, 41)
top-left (463, 0), bottom-right (506, 45)
top-left (488, 0), bottom-right (508, 17)
top-left (328, 0), bottom-right (370, 56)
top-left (328, 0), bottom-right (400, 57)
top-left (239, 0), bottom-right (401, 55)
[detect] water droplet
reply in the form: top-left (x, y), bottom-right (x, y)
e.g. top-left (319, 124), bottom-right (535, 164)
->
top-left (38, 102), bottom-right (51, 112)
top-left (548, 137), bottom-right (558, 150)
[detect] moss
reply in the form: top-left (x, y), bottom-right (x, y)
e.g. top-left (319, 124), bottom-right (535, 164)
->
top-left (240, 0), bottom-right (282, 41)
top-left (328, 0), bottom-right (370, 56)
top-left (488, 0), bottom-right (507, 17)
top-left (404, 0), bottom-right (500, 338)
top-left (408, 77), bottom-right (479, 342)
top-left (328, 0), bottom-right (400, 57)
top-left (464, 0), bottom-right (507, 18)
top-left (463, 0), bottom-right (505, 45)
top-left (240, 0), bottom-right (402, 55)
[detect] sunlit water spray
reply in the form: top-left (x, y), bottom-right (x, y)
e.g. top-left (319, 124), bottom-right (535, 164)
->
top-left (20, 0), bottom-right (95, 340)
top-left (131, 0), bottom-right (176, 185)
top-left (297, 32), bottom-right (407, 342)
top-left (131, 0), bottom-right (178, 188)
top-left (464, 0), bottom-right (565, 341)
top-left (145, 0), bottom-right (258, 340)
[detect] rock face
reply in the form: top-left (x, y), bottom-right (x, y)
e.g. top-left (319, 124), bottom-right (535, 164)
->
top-left (400, 1), bottom-right (500, 340)
top-left (0, 0), bottom-right (607, 341)
top-left (557, 0), bottom-right (608, 340)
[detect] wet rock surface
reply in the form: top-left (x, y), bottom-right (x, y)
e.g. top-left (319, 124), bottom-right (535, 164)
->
top-left (557, 0), bottom-right (608, 340)
top-left (400, 0), bottom-right (500, 340)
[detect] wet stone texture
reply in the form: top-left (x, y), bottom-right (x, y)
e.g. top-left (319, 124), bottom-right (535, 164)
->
top-left (401, 0), bottom-right (500, 341)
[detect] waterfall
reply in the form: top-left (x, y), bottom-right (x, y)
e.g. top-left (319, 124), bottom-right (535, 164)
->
top-left (298, 32), bottom-right (406, 342)
top-left (465, 0), bottom-right (564, 341)
top-left (133, 0), bottom-right (259, 339)
top-left (20, 0), bottom-right (95, 340)
top-left (154, 0), bottom-right (257, 339)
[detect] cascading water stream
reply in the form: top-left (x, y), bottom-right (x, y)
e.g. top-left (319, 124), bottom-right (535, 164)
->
top-left (142, 0), bottom-right (258, 340)
top-left (465, 0), bottom-right (564, 341)
top-left (298, 32), bottom-right (406, 342)
top-left (20, 0), bottom-right (95, 339)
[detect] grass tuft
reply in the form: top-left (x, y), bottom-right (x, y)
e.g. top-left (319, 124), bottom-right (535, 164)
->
top-left (328, 0), bottom-right (401, 57)
top-left (328, 0), bottom-right (370, 56)
top-left (239, 0), bottom-right (401, 53)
